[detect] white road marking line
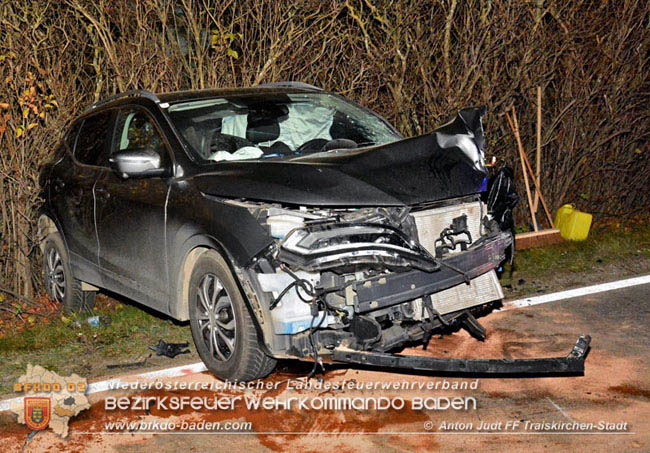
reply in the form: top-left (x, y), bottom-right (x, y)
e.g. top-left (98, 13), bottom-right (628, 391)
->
top-left (1, 273), bottom-right (649, 412)
top-left (546, 397), bottom-right (575, 423)
top-left (85, 361), bottom-right (208, 394)
top-left (503, 274), bottom-right (650, 310)
top-left (0, 362), bottom-right (208, 412)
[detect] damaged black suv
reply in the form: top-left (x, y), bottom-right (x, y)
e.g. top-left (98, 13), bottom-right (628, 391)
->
top-left (40, 82), bottom-right (586, 382)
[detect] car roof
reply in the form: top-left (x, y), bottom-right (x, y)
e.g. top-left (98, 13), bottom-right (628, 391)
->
top-left (158, 82), bottom-right (323, 103)
top-left (82, 82), bottom-right (325, 115)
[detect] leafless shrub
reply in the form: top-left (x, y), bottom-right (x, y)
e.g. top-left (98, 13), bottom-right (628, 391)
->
top-left (0, 0), bottom-right (648, 298)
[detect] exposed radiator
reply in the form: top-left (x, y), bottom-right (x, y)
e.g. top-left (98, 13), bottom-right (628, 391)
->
top-left (411, 201), bottom-right (484, 256)
top-left (411, 201), bottom-right (503, 315)
top-left (412, 271), bottom-right (503, 317)
top-left (433, 270), bottom-right (503, 314)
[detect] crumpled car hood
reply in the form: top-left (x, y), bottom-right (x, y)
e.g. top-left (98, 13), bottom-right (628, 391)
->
top-left (192, 107), bottom-right (489, 207)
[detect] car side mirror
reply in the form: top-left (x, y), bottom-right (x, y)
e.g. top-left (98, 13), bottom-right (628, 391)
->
top-left (109, 149), bottom-right (166, 178)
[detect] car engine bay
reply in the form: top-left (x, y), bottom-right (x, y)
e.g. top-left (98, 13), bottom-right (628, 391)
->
top-left (232, 195), bottom-right (512, 370)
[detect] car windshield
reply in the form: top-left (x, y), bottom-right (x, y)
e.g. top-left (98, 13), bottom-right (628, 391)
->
top-left (166, 93), bottom-right (402, 162)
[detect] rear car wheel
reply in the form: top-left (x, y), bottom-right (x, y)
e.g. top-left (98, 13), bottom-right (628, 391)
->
top-left (189, 250), bottom-right (276, 382)
top-left (42, 232), bottom-right (96, 313)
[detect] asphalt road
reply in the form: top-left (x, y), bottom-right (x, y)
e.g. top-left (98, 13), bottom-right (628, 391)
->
top-left (2, 282), bottom-right (649, 452)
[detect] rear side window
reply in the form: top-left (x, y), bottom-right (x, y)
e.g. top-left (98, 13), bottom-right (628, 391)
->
top-left (75, 111), bottom-right (112, 165)
top-left (111, 107), bottom-right (170, 166)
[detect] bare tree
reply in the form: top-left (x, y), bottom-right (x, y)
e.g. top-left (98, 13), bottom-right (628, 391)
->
top-left (0, 0), bottom-right (648, 299)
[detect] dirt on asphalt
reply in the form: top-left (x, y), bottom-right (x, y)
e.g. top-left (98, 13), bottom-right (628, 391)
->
top-left (1, 281), bottom-right (649, 452)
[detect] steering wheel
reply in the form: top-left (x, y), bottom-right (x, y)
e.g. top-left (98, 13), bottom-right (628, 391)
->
top-left (296, 138), bottom-right (359, 154)
top-left (295, 138), bottom-right (329, 153)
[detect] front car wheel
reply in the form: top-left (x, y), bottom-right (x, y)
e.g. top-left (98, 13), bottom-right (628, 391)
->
top-left (188, 250), bottom-right (276, 381)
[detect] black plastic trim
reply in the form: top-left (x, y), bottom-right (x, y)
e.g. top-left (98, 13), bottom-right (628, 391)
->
top-left (332, 335), bottom-right (591, 376)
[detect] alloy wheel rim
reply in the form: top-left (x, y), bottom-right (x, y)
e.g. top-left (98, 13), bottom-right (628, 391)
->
top-left (46, 247), bottom-right (65, 303)
top-left (196, 273), bottom-right (236, 362)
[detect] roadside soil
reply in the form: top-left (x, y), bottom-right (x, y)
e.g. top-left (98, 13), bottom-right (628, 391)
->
top-left (503, 256), bottom-right (650, 299)
top-left (1, 282), bottom-right (648, 452)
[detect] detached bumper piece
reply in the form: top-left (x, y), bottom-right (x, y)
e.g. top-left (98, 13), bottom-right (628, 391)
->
top-left (332, 334), bottom-right (591, 376)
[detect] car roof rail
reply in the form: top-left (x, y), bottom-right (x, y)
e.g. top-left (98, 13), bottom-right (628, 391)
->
top-left (82, 90), bottom-right (161, 114)
top-left (256, 81), bottom-right (323, 91)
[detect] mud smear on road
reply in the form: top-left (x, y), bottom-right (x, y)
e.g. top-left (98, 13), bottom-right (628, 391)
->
top-left (3, 300), bottom-right (649, 451)
top-left (6, 386), bottom-right (434, 451)
top-left (608, 382), bottom-right (650, 400)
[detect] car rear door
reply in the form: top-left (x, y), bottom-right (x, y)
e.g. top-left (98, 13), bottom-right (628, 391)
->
top-left (94, 106), bottom-right (173, 311)
top-left (49, 111), bottom-right (113, 285)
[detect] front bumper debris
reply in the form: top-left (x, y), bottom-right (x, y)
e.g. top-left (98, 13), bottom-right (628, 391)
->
top-left (331, 334), bottom-right (591, 376)
top-left (353, 231), bottom-right (511, 312)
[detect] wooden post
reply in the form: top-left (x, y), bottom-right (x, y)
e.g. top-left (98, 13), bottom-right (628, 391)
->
top-left (507, 107), bottom-right (538, 232)
top-left (518, 141), bottom-right (556, 228)
top-left (533, 86), bottom-right (542, 213)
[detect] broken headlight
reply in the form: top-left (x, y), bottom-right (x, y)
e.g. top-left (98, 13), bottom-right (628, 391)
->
top-left (277, 223), bottom-right (439, 273)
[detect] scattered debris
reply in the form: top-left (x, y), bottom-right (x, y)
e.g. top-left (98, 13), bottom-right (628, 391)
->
top-left (149, 339), bottom-right (190, 358)
top-left (71, 314), bottom-right (111, 329)
top-left (106, 340), bottom-right (190, 369)
top-left (86, 315), bottom-right (111, 327)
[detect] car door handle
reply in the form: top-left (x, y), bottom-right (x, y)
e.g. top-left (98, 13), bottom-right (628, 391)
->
top-left (95, 187), bottom-right (110, 199)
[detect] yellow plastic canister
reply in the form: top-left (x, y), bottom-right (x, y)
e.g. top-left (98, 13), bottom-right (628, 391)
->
top-left (554, 204), bottom-right (592, 241)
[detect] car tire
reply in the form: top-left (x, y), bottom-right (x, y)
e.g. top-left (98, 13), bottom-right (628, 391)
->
top-left (42, 232), bottom-right (96, 313)
top-left (189, 250), bottom-right (276, 382)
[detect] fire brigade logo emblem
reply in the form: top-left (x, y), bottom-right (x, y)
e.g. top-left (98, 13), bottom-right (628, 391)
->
top-left (24, 397), bottom-right (51, 430)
